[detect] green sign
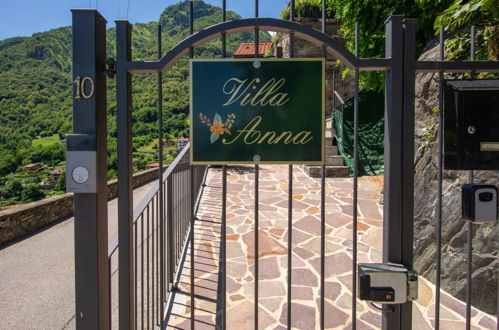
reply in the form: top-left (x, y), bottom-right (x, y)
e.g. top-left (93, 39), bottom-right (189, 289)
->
top-left (190, 59), bottom-right (324, 164)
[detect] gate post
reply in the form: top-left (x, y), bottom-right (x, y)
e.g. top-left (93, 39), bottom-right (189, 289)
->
top-left (70, 9), bottom-right (110, 329)
top-left (383, 15), bottom-right (416, 329)
top-left (115, 20), bottom-right (134, 330)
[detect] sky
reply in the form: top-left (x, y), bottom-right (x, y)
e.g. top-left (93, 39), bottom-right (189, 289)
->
top-left (0, 0), bottom-right (288, 41)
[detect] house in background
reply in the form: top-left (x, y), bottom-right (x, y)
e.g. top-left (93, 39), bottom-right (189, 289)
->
top-left (50, 169), bottom-right (63, 180)
top-left (145, 162), bottom-right (160, 169)
top-left (233, 41), bottom-right (273, 58)
top-left (177, 137), bottom-right (189, 151)
top-left (23, 163), bottom-right (44, 171)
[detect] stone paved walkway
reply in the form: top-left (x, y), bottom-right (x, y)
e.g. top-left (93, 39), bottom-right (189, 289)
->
top-left (166, 165), bottom-right (497, 329)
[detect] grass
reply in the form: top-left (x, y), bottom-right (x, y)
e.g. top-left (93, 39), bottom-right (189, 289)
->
top-left (32, 134), bottom-right (61, 147)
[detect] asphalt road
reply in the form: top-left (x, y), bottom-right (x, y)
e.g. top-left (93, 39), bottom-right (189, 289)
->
top-left (0, 181), bottom-right (157, 330)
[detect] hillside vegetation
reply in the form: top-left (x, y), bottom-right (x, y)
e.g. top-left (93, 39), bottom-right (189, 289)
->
top-left (282, 0), bottom-right (497, 90)
top-left (0, 0), bottom-right (269, 208)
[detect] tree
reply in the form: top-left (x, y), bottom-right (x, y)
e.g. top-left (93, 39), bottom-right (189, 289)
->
top-left (328, 0), bottom-right (456, 89)
top-left (0, 153), bottom-right (19, 176)
top-left (434, 0), bottom-right (498, 61)
top-left (29, 143), bottom-right (65, 165)
top-left (1, 178), bottom-right (23, 200)
top-left (21, 184), bottom-right (45, 202)
top-left (282, 0), bottom-right (497, 89)
top-left (53, 172), bottom-right (66, 192)
top-left (281, 0), bottom-right (335, 19)
top-left (135, 107), bottom-right (158, 123)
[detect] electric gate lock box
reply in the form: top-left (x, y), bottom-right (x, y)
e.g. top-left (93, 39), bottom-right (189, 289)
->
top-left (358, 263), bottom-right (418, 304)
top-left (462, 184), bottom-right (498, 223)
top-left (444, 80), bottom-right (499, 170)
top-left (66, 134), bottom-right (97, 193)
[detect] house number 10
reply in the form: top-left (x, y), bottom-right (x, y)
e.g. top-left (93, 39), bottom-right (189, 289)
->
top-left (73, 76), bottom-right (95, 99)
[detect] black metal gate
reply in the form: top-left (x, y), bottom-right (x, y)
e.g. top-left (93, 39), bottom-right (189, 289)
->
top-left (69, 1), bottom-right (498, 329)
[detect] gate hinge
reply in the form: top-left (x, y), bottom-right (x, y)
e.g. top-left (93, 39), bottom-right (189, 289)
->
top-left (104, 58), bottom-right (116, 78)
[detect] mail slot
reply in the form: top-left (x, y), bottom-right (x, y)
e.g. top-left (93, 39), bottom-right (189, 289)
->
top-left (444, 80), bottom-right (499, 170)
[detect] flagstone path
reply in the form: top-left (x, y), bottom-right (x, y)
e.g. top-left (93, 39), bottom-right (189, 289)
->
top-left (166, 165), bottom-right (497, 329)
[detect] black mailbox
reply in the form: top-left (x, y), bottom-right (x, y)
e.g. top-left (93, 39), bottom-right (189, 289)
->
top-left (444, 80), bottom-right (499, 170)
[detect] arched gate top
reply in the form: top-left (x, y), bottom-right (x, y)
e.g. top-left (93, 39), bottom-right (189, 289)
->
top-left (126, 18), bottom-right (391, 73)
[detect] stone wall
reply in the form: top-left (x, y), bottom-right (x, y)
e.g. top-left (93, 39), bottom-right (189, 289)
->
top-left (0, 167), bottom-right (162, 246)
top-left (413, 45), bottom-right (498, 314)
top-left (277, 18), bottom-right (355, 114)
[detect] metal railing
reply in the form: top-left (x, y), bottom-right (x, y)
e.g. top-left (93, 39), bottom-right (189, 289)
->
top-left (107, 144), bottom-right (207, 329)
top-left (332, 89), bottom-right (346, 112)
top-left (331, 89), bottom-right (346, 143)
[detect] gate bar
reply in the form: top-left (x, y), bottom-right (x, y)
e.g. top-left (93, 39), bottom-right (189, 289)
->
top-left (416, 60), bottom-right (499, 72)
top-left (189, 2), bottom-right (195, 328)
top-left (116, 18), bottom-right (134, 330)
top-left (167, 170), bottom-right (174, 291)
top-left (320, 2), bottom-right (327, 329)
top-left (221, 165), bottom-right (227, 329)
top-left (352, 21), bottom-right (360, 330)
top-left (470, 26), bottom-right (476, 80)
top-left (147, 200), bottom-right (151, 327)
top-left (155, 194), bottom-right (158, 325)
top-left (289, 0), bottom-right (295, 58)
top-left (287, 2), bottom-right (295, 328)
top-left (320, 158), bottom-right (326, 325)
top-left (287, 164), bottom-right (293, 329)
top-left (127, 18), bottom-right (390, 74)
top-left (222, 0), bottom-right (226, 58)
top-left (254, 164), bottom-right (260, 330)
top-left (152, 188), bottom-right (155, 326)
top-left (221, 3), bottom-right (227, 329)
top-left (254, 0), bottom-right (259, 58)
top-left (134, 221), bottom-right (138, 329)
top-left (465, 25), bottom-right (477, 330)
top-left (153, 192), bottom-right (156, 323)
top-left (435, 26), bottom-right (444, 330)
top-left (142, 210), bottom-right (145, 328)
top-left (466, 217), bottom-right (473, 330)
top-left (179, 170), bottom-right (183, 279)
top-left (157, 22), bottom-right (165, 328)
top-left (190, 164), bottom-right (195, 329)
top-left (254, 3), bottom-right (260, 329)
top-left (189, 0), bottom-right (194, 59)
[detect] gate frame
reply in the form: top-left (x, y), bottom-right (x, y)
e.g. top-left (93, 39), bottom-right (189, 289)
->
top-left (115, 16), bottom-right (414, 330)
top-left (70, 6), bottom-right (499, 330)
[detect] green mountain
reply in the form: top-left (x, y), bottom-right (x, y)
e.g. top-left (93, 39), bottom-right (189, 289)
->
top-left (0, 0), bottom-right (270, 208)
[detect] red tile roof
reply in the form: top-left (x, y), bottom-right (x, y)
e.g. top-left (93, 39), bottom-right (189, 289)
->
top-left (233, 41), bottom-right (273, 58)
top-left (146, 162), bottom-right (160, 168)
top-left (24, 163), bottom-right (43, 170)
